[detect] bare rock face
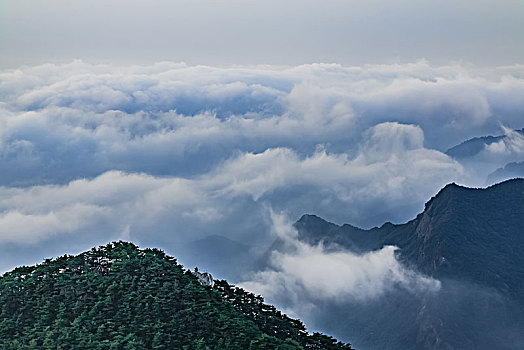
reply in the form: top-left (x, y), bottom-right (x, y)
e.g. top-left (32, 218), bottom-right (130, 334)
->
top-left (192, 268), bottom-right (214, 287)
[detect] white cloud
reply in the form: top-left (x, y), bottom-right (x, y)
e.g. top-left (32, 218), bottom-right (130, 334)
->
top-left (2, 62), bottom-right (524, 163)
top-left (0, 171), bottom-right (216, 245)
top-left (208, 122), bottom-right (463, 218)
top-left (0, 203), bottom-right (106, 244)
top-left (240, 212), bottom-right (440, 304)
top-left (458, 125), bottom-right (524, 182)
top-left (0, 121), bottom-right (461, 250)
top-left (357, 122), bottom-right (424, 162)
top-left (484, 125), bottom-right (524, 156)
top-left (0, 60), bottom-right (522, 273)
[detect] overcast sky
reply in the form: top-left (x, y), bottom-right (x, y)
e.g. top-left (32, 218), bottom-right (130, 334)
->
top-left (1, 0), bottom-right (524, 68)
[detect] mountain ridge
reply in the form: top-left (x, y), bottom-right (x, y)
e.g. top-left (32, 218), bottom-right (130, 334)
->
top-left (445, 128), bottom-right (524, 159)
top-left (289, 178), bottom-right (524, 349)
top-left (0, 241), bottom-right (353, 349)
top-left (295, 178), bottom-right (524, 285)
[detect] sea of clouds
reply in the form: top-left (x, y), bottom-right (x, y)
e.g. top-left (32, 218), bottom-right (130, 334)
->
top-left (1, 61), bottom-right (523, 314)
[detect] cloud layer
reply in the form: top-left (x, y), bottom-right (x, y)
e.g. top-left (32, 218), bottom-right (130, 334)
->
top-left (240, 212), bottom-right (440, 306)
top-left (0, 61), bottom-right (523, 274)
top-left (2, 61), bottom-right (523, 187)
top-left (0, 134), bottom-right (461, 245)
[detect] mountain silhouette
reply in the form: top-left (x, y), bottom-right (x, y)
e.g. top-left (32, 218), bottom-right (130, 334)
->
top-left (291, 179), bottom-right (524, 349)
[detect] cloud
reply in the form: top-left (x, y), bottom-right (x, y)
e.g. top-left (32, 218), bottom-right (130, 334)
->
top-left (0, 119), bottom-right (462, 276)
top-left (0, 204), bottom-right (106, 244)
top-left (450, 125), bottom-right (524, 183)
top-left (0, 60), bottom-right (522, 273)
top-left (484, 125), bottom-right (524, 156)
top-left (0, 121), bottom-right (461, 246)
top-left (206, 122), bottom-right (462, 225)
top-left (1, 62), bottom-right (522, 182)
top-left (0, 171), bottom-right (218, 246)
top-left (357, 121), bottom-right (424, 162)
top-left (239, 212), bottom-right (440, 305)
top-left (0, 62), bottom-right (522, 188)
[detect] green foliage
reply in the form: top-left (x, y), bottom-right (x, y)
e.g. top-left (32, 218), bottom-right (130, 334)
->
top-left (0, 242), bottom-right (353, 349)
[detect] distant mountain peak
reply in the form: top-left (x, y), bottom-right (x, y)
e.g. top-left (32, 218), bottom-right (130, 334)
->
top-left (297, 213), bottom-right (330, 224)
top-left (445, 128), bottom-right (524, 159)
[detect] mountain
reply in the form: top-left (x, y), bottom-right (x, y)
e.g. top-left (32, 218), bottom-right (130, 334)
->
top-left (297, 179), bottom-right (524, 295)
top-left (290, 178), bottom-right (524, 350)
top-left (0, 242), bottom-right (353, 349)
top-left (487, 161), bottom-right (524, 184)
top-left (444, 128), bottom-right (524, 185)
top-left (445, 128), bottom-right (524, 159)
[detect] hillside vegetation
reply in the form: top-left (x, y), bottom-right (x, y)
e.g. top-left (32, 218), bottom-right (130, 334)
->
top-left (0, 242), bottom-right (353, 350)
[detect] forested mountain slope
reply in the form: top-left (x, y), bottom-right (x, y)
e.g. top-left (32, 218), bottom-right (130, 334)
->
top-left (0, 242), bottom-right (353, 349)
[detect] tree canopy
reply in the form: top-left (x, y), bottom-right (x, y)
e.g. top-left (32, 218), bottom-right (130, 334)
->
top-left (0, 241), bottom-right (353, 349)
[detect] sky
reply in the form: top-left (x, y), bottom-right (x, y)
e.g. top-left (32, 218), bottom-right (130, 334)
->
top-left (1, 0), bottom-right (524, 343)
top-left (1, 0), bottom-right (524, 67)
